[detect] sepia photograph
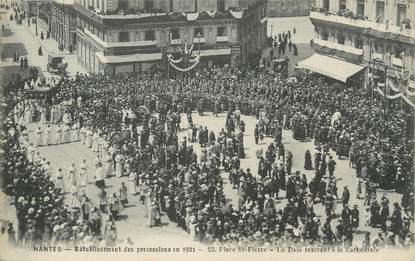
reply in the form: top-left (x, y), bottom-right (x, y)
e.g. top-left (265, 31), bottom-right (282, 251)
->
top-left (0, 0), bottom-right (414, 260)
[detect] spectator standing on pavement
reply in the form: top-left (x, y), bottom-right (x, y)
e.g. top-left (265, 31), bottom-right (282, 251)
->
top-left (38, 47), bottom-right (42, 56)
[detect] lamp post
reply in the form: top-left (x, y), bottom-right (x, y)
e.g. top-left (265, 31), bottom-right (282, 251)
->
top-left (35, 1), bottom-right (38, 36)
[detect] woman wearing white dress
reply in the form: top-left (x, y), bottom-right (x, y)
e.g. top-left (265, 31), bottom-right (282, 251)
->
top-left (25, 107), bottom-right (32, 125)
top-left (69, 185), bottom-right (81, 209)
top-left (63, 124), bottom-right (69, 143)
top-left (92, 132), bottom-right (99, 152)
top-left (73, 122), bottom-right (80, 141)
top-left (115, 153), bottom-right (124, 178)
top-left (85, 128), bottom-right (93, 148)
top-left (40, 106), bottom-right (47, 124)
top-left (55, 168), bottom-right (64, 193)
top-left (54, 125), bottom-right (61, 145)
top-left (50, 106), bottom-right (55, 124)
top-left (43, 125), bottom-right (51, 146)
top-left (93, 155), bottom-right (101, 183)
top-left (80, 126), bottom-right (87, 144)
top-left (79, 159), bottom-right (88, 187)
top-left (34, 127), bottom-right (42, 147)
top-left (68, 163), bottom-right (77, 190)
top-left (128, 171), bottom-right (137, 195)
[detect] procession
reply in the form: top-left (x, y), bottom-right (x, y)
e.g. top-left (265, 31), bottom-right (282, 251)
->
top-left (1, 60), bottom-right (414, 250)
top-left (1, 0), bottom-right (415, 256)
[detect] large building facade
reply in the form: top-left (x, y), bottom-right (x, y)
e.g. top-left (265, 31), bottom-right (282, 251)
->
top-left (301, 0), bottom-right (414, 98)
top-left (267, 0), bottom-right (310, 17)
top-left (50, 0), bottom-right (78, 49)
top-left (72, 0), bottom-right (266, 74)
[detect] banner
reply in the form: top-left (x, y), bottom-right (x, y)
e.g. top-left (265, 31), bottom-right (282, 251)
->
top-left (376, 86), bottom-right (415, 108)
top-left (169, 56), bottom-right (200, 72)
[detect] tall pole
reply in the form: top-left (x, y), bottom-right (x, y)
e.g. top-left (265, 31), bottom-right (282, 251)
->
top-left (35, 1), bottom-right (38, 36)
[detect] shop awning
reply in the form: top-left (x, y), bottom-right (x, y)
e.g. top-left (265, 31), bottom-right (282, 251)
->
top-left (298, 54), bottom-right (366, 82)
top-left (96, 52), bottom-right (162, 64)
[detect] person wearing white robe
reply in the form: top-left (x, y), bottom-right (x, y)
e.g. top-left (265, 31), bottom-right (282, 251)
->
top-left (101, 139), bottom-right (108, 160)
top-left (95, 163), bottom-right (105, 189)
top-left (79, 160), bottom-right (88, 187)
top-left (50, 106), bottom-right (55, 124)
top-left (40, 106), bottom-right (47, 124)
top-left (43, 125), bottom-right (51, 146)
top-left (69, 185), bottom-right (81, 209)
top-left (44, 161), bottom-right (52, 178)
top-left (24, 107), bottom-right (32, 125)
top-left (128, 172), bottom-right (137, 195)
top-left (34, 127), bottom-right (42, 147)
top-left (55, 168), bottom-right (64, 193)
top-left (73, 122), bottom-right (80, 141)
top-left (80, 126), bottom-right (87, 145)
top-left (68, 164), bottom-right (77, 190)
top-left (93, 155), bottom-right (101, 183)
top-left (24, 81), bottom-right (30, 90)
top-left (115, 153), bottom-right (124, 178)
top-left (27, 143), bottom-right (35, 162)
top-left (63, 124), bottom-right (69, 143)
top-left (55, 125), bottom-right (62, 145)
top-left (92, 132), bottom-right (99, 152)
top-left (86, 129), bottom-right (93, 148)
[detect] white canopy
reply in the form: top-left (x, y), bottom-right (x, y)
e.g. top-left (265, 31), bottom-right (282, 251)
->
top-left (298, 54), bottom-right (365, 82)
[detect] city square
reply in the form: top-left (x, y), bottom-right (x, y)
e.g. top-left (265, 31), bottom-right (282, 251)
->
top-left (0, 0), bottom-right (414, 259)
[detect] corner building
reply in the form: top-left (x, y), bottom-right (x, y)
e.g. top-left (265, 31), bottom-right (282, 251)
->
top-left (73, 0), bottom-right (267, 74)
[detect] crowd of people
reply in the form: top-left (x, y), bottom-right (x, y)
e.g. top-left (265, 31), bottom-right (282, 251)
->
top-left (1, 63), bottom-right (414, 249)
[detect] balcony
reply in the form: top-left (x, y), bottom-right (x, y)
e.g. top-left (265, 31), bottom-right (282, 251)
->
top-left (170, 38), bottom-right (181, 45)
top-left (372, 52), bottom-right (383, 60)
top-left (314, 39), bottom-right (363, 56)
top-left (82, 28), bottom-right (157, 48)
top-left (392, 57), bottom-right (403, 67)
top-left (310, 11), bottom-right (415, 41)
top-left (193, 37), bottom-right (205, 43)
top-left (216, 36), bottom-right (228, 42)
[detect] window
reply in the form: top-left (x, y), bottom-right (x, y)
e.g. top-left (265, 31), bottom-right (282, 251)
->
top-left (394, 46), bottom-right (404, 58)
top-left (217, 0), bottom-right (225, 12)
top-left (339, 0), bottom-right (346, 10)
top-left (145, 30), bottom-right (155, 41)
top-left (322, 31), bottom-right (328, 41)
top-left (355, 38), bottom-right (363, 49)
top-left (217, 27), bottom-right (226, 37)
top-left (144, 0), bottom-right (153, 10)
top-left (376, 1), bottom-right (384, 23)
top-left (356, 0), bottom-right (364, 17)
top-left (397, 4), bottom-right (407, 26)
top-left (119, 31), bottom-right (129, 42)
top-left (323, 0), bottom-right (329, 10)
top-left (194, 28), bottom-right (203, 38)
top-left (118, 0), bottom-right (128, 9)
top-left (171, 29), bottom-right (180, 40)
top-left (337, 33), bottom-right (345, 45)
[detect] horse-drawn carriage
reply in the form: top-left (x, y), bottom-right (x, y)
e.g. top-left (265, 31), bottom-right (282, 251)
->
top-left (47, 54), bottom-right (68, 75)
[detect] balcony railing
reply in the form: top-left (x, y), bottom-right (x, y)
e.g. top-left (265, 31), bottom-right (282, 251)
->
top-left (216, 36), bottom-right (228, 42)
top-left (392, 57), bottom-right (403, 67)
top-left (310, 11), bottom-right (415, 39)
top-left (314, 39), bottom-right (363, 55)
top-left (82, 28), bottom-right (157, 48)
top-left (170, 38), bottom-right (181, 45)
top-left (372, 52), bottom-right (383, 60)
top-left (193, 37), bottom-right (205, 43)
